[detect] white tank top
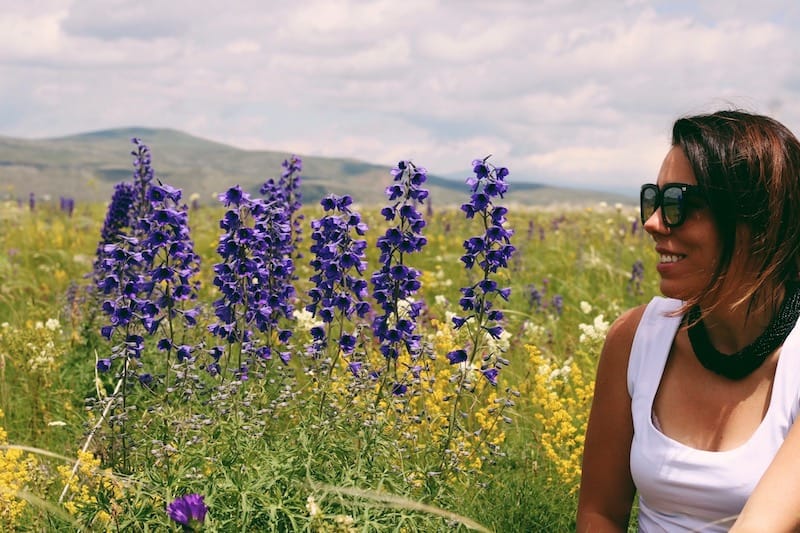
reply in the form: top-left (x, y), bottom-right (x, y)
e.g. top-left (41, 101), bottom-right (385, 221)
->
top-left (628, 297), bottom-right (800, 532)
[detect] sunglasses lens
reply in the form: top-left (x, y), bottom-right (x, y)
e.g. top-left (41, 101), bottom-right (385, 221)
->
top-left (641, 186), bottom-right (658, 222)
top-left (662, 186), bottom-right (684, 226)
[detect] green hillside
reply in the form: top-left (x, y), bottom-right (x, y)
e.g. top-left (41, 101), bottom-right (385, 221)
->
top-left (0, 128), bottom-right (633, 206)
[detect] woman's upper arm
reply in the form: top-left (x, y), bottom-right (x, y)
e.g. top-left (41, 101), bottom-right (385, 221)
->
top-left (732, 413), bottom-right (800, 531)
top-left (576, 305), bottom-right (644, 532)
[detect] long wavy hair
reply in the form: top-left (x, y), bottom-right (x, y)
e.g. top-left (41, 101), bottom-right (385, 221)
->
top-left (672, 110), bottom-right (800, 317)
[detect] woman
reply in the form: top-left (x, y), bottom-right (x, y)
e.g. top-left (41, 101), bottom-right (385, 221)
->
top-left (577, 110), bottom-right (800, 532)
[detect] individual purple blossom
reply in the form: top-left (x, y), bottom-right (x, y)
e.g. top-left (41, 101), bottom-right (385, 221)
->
top-left (371, 161), bottom-right (428, 365)
top-left (28, 192), bottom-right (35, 211)
top-left (551, 294), bottom-right (564, 316)
top-left (306, 194), bottom-right (370, 358)
top-left (167, 493), bottom-right (207, 528)
top-left (527, 283), bottom-right (543, 311)
top-left (446, 156), bottom-right (515, 385)
top-left (60, 196), bottom-right (75, 216)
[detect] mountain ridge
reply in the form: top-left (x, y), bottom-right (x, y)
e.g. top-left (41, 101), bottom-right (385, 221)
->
top-left (0, 127), bottom-right (633, 207)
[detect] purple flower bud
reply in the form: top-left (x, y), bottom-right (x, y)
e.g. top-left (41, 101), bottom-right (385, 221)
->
top-left (166, 493), bottom-right (207, 527)
top-left (447, 349), bottom-right (468, 365)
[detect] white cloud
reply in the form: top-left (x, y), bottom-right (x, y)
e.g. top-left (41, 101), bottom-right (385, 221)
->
top-left (1, 0), bottom-right (800, 194)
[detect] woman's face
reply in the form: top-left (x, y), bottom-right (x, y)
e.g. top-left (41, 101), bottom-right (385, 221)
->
top-left (644, 146), bottom-right (722, 301)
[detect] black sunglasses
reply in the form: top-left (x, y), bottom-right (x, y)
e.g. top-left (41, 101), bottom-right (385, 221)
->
top-left (640, 183), bottom-right (704, 228)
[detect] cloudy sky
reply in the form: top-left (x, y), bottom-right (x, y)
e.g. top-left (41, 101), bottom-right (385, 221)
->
top-left (2, 0), bottom-right (799, 193)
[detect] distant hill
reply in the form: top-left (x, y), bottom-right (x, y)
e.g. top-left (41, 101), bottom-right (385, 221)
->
top-left (0, 127), bottom-right (633, 207)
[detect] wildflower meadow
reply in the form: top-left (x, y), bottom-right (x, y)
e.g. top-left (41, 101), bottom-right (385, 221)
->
top-left (0, 140), bottom-right (658, 531)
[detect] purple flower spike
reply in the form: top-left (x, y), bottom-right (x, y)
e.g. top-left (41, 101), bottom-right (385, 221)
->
top-left (167, 493), bottom-right (207, 527)
top-left (449, 156), bottom-right (515, 383)
top-left (92, 138), bottom-right (201, 386)
top-left (306, 194), bottom-right (370, 357)
top-left (370, 160), bottom-right (429, 369)
top-left (209, 171), bottom-right (297, 372)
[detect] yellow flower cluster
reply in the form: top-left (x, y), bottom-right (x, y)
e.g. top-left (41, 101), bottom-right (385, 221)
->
top-left (0, 318), bottom-right (63, 374)
top-left (310, 316), bottom-right (508, 487)
top-left (57, 450), bottom-right (123, 527)
top-left (524, 344), bottom-right (593, 493)
top-left (0, 409), bottom-right (36, 529)
top-left (402, 317), bottom-right (507, 481)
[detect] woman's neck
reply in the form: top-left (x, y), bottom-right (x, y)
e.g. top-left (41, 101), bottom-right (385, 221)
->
top-left (697, 285), bottom-right (785, 355)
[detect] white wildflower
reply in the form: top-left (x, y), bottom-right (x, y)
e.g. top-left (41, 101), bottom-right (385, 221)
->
top-left (45, 318), bottom-right (60, 331)
top-left (579, 301), bottom-right (592, 314)
top-left (578, 314), bottom-right (611, 344)
top-left (548, 357), bottom-right (573, 382)
top-left (434, 294), bottom-right (448, 307)
top-left (396, 298), bottom-right (414, 318)
top-left (521, 320), bottom-right (547, 340)
top-left (306, 495), bottom-right (321, 517)
top-left (484, 329), bottom-right (511, 355)
top-left (293, 308), bottom-right (323, 332)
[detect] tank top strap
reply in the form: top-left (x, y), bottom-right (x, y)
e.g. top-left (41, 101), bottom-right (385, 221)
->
top-left (627, 296), bottom-right (684, 400)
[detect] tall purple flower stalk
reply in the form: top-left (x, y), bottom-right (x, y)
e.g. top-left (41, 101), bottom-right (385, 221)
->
top-left (447, 156), bottom-right (515, 383)
top-left (438, 156), bottom-right (515, 471)
top-left (94, 141), bottom-right (201, 389)
top-left (92, 138), bottom-right (201, 471)
top-left (139, 182), bottom-right (202, 384)
top-left (261, 155), bottom-right (304, 259)
top-left (306, 194), bottom-right (371, 360)
top-left (370, 161), bottom-right (428, 392)
top-left (95, 140), bottom-right (157, 375)
top-left (208, 185), bottom-right (295, 379)
top-left (93, 182), bottom-right (135, 287)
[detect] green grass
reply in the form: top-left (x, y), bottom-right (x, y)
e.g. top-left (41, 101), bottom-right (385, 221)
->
top-left (0, 198), bottom-right (656, 531)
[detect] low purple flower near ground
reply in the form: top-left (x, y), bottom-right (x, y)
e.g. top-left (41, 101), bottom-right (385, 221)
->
top-left (167, 493), bottom-right (207, 529)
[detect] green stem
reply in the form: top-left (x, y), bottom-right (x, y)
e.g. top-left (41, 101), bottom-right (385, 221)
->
top-left (318, 314), bottom-right (345, 416)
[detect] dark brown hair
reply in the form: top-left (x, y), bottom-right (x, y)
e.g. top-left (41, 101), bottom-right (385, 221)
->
top-left (672, 110), bottom-right (800, 313)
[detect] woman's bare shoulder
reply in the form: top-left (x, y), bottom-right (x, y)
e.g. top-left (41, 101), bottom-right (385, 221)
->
top-left (603, 304), bottom-right (648, 356)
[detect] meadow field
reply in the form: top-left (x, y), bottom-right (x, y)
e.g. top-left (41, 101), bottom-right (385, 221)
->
top-left (0, 144), bottom-right (657, 531)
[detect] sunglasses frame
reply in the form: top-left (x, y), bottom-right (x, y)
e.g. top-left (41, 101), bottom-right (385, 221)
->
top-left (640, 182), bottom-right (703, 229)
